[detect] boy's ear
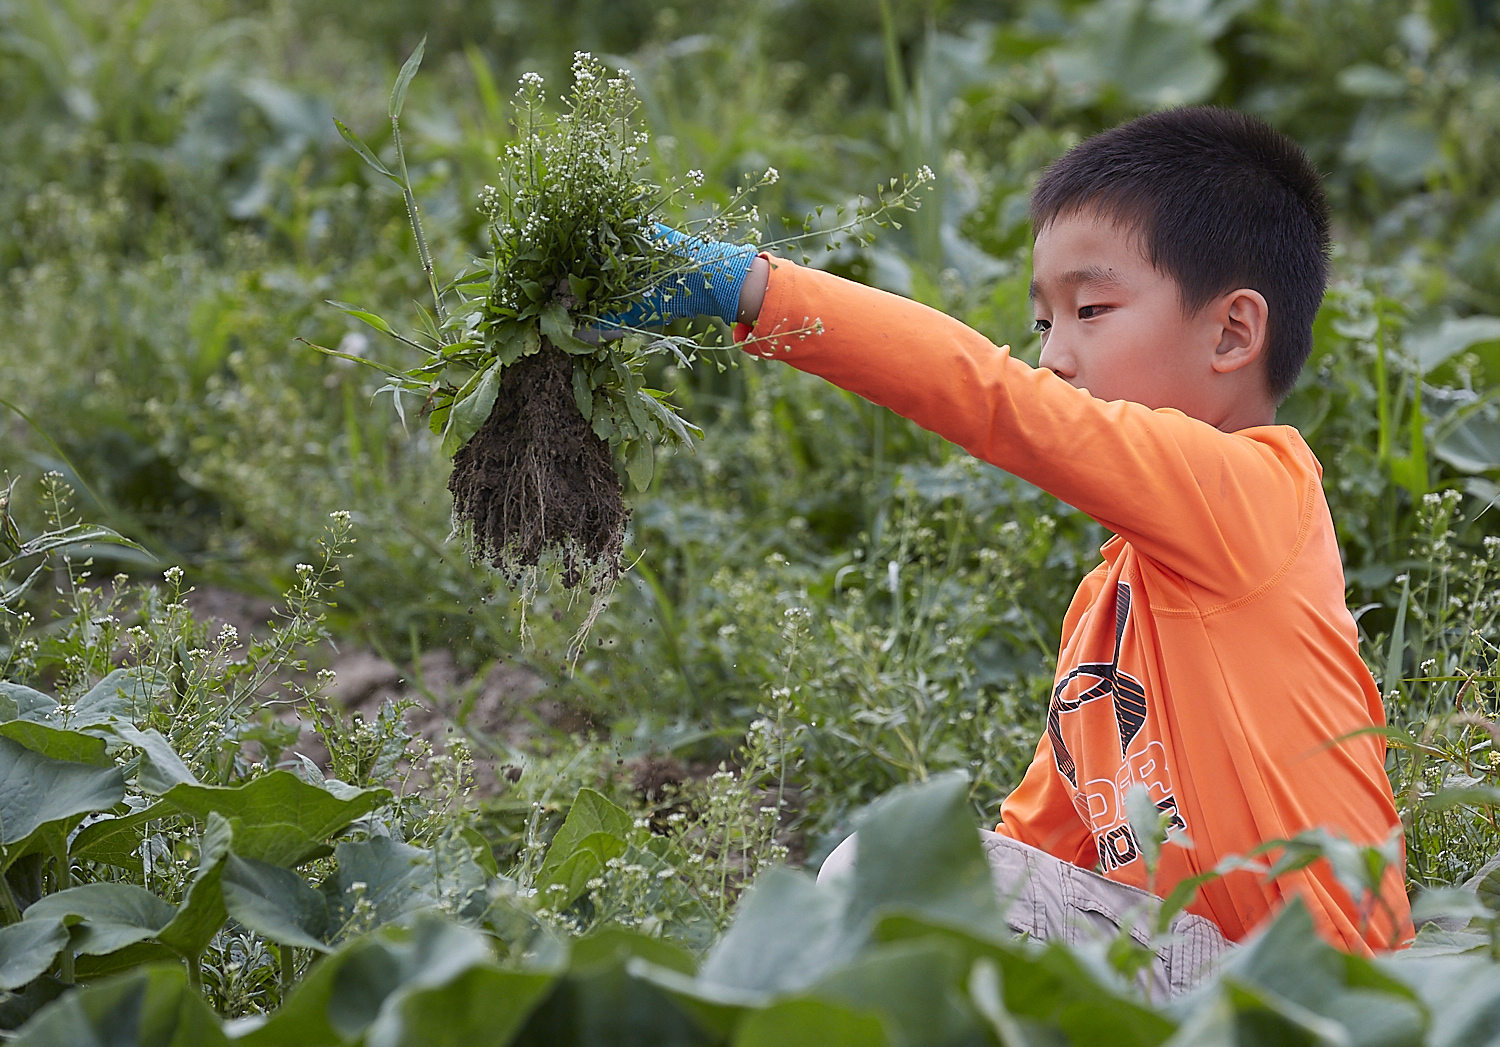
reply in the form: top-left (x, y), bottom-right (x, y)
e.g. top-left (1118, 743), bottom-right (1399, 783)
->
top-left (1211, 289), bottom-right (1269, 375)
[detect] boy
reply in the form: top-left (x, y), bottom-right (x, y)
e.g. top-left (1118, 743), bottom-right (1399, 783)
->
top-left (631, 106), bottom-right (1412, 976)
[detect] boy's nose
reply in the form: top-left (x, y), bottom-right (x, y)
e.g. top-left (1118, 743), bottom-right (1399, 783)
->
top-left (1038, 337), bottom-right (1078, 381)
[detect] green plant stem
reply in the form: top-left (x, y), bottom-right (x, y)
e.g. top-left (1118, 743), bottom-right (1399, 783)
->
top-left (0, 874), bottom-right (22, 925)
top-left (52, 837), bottom-right (74, 982)
top-left (390, 115), bottom-right (446, 329)
top-left (278, 944), bottom-right (295, 999)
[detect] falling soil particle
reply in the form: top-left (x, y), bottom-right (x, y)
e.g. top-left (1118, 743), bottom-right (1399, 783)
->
top-left (448, 341), bottom-right (627, 588)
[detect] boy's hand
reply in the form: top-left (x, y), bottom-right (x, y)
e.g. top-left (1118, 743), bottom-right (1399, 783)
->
top-left (603, 224), bottom-right (762, 331)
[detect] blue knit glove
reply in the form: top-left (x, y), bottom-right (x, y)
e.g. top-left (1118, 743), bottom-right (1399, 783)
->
top-left (606, 224), bottom-right (758, 328)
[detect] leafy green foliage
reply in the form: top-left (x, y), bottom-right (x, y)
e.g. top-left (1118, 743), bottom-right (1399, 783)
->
top-left (326, 50), bottom-right (715, 484)
top-left (5, 0), bottom-right (1500, 1042)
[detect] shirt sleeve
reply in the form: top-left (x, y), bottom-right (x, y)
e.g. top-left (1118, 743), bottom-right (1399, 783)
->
top-left (736, 257), bottom-right (1316, 600)
top-left (995, 733), bottom-right (1096, 867)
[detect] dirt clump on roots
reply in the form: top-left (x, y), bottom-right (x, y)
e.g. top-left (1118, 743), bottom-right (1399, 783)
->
top-left (448, 341), bottom-right (627, 589)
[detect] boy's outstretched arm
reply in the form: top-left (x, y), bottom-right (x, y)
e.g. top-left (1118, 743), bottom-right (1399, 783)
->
top-left (734, 255), bottom-right (1316, 601)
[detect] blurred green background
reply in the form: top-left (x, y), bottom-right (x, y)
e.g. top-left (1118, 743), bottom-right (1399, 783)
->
top-left (3, 0), bottom-right (1499, 877)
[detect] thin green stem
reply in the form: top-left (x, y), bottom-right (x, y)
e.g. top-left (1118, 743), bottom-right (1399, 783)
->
top-left (278, 944), bottom-right (295, 1000)
top-left (391, 115), bottom-right (447, 329)
top-left (0, 874), bottom-right (23, 925)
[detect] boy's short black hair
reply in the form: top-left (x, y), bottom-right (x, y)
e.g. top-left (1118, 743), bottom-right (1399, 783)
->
top-left (1030, 106), bottom-right (1330, 401)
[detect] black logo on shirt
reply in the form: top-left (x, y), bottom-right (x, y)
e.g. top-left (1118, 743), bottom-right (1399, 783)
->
top-left (1048, 582), bottom-right (1148, 786)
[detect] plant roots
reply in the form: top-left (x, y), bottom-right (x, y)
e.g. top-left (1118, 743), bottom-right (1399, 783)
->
top-left (448, 342), bottom-right (627, 592)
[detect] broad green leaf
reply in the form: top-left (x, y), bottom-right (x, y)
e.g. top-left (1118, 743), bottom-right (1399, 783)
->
top-left (510, 947), bottom-right (709, 1047)
top-left (965, 958), bottom-right (1032, 1047)
top-left (1436, 411), bottom-right (1500, 474)
top-left (388, 37), bottom-right (426, 120)
top-left (492, 320), bottom-right (541, 368)
top-left (1381, 952), bottom-right (1500, 1046)
top-left (1049, 0), bottom-right (1223, 108)
top-left (155, 813), bottom-right (232, 959)
top-left (234, 936), bottom-right (393, 1046)
top-left (1477, 866), bottom-right (1500, 914)
top-left (1214, 901), bottom-right (1423, 1045)
top-left (109, 725), bottom-right (197, 794)
top-left (327, 299), bottom-right (399, 338)
top-left (71, 804), bottom-right (164, 870)
top-left (571, 928), bottom-right (696, 977)
top-left (70, 669), bottom-right (167, 729)
top-left (221, 820), bottom-right (330, 868)
top-left (0, 974), bottom-right (67, 1030)
top-left (540, 302), bottom-right (593, 354)
top-left (9, 963), bottom-right (230, 1047)
top-left (1407, 315), bottom-right (1500, 374)
top-left (441, 361), bottom-right (501, 458)
top-left (322, 836), bottom-right (438, 940)
top-left (566, 273), bottom-right (593, 303)
top-left (733, 997), bottom-right (890, 1047)
top-left (160, 770), bottom-right (390, 866)
top-left (74, 942), bottom-right (178, 980)
top-left (25, 883), bottom-right (175, 956)
top-left (0, 916), bottom-right (68, 991)
top-left (809, 939), bottom-right (980, 1047)
top-left (626, 438), bottom-right (655, 492)
top-left (334, 119), bottom-right (403, 185)
top-left (537, 832), bottom-right (627, 910)
top-left (571, 365), bottom-right (593, 421)
top-left (221, 853), bottom-right (329, 952)
top-left (698, 867), bottom-right (854, 995)
top-left (0, 736), bottom-right (125, 864)
top-left (251, 917), bottom-right (493, 1046)
top-left (869, 914), bottom-right (1174, 1047)
top-left (536, 789), bottom-right (633, 888)
top-left (845, 772), bottom-right (1007, 938)
top-left (0, 682), bottom-right (60, 724)
top-left (365, 965), bottom-right (554, 1047)
top-left (623, 958), bottom-right (761, 1038)
top-left (1345, 109), bottom-right (1440, 188)
top-left (0, 722), bottom-right (110, 767)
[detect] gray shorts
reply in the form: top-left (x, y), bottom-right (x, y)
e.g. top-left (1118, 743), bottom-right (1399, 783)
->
top-left (819, 829), bottom-right (1234, 996)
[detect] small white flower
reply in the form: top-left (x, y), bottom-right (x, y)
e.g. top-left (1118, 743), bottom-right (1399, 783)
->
top-left (916, 164), bottom-right (935, 183)
top-left (687, 169), bottom-right (704, 186)
top-left (764, 167), bottom-right (779, 185)
top-left (519, 71), bottom-right (544, 88)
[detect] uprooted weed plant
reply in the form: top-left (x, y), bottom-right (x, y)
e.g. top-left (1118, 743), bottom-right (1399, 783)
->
top-left (324, 47), bottom-right (929, 649)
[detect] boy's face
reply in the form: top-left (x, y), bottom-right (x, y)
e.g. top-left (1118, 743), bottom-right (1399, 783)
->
top-left (1030, 211), bottom-right (1271, 427)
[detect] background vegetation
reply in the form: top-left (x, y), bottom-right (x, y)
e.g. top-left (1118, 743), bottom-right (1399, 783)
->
top-left (3, 0), bottom-right (1500, 1042)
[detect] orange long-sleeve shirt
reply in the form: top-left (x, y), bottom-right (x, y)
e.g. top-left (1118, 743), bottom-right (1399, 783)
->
top-left (737, 257), bottom-right (1411, 953)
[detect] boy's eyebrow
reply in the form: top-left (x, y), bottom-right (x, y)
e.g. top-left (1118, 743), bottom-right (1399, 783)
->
top-left (1028, 265), bottom-right (1124, 301)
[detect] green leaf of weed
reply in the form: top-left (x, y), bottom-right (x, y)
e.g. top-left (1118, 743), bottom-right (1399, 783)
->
top-left (334, 119), bottom-right (402, 185)
top-left (221, 853), bottom-right (330, 952)
top-left (442, 362), bottom-right (502, 458)
top-left (389, 37), bottom-right (426, 121)
top-left (24, 883), bottom-right (175, 957)
top-left (9, 964), bottom-right (230, 1047)
top-left (0, 917), bottom-right (68, 992)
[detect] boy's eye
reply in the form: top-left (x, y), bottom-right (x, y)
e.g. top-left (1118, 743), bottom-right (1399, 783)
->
top-left (1078, 305), bottom-right (1108, 319)
top-left (1032, 318), bottom-right (1051, 334)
